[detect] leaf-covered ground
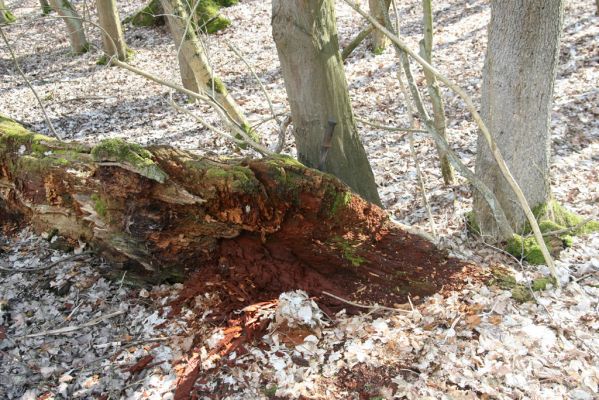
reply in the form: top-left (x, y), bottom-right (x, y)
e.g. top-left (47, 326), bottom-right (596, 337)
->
top-left (0, 0), bottom-right (598, 398)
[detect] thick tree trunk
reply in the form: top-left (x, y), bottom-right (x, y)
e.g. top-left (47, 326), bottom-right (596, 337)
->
top-left (474, 0), bottom-right (564, 240)
top-left (161, 0), bottom-right (248, 128)
top-left (272, 0), bottom-right (381, 206)
top-left (48, 0), bottom-right (89, 54)
top-left (96, 0), bottom-right (129, 61)
top-left (0, 0), bottom-right (16, 24)
top-left (0, 116), bottom-right (476, 307)
top-left (369, 0), bottom-right (391, 53)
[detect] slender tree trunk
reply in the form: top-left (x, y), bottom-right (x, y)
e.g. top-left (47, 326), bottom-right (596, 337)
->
top-left (420, 0), bottom-right (454, 185)
top-left (39, 0), bottom-right (52, 15)
top-left (0, 0), bottom-right (16, 24)
top-left (161, 0), bottom-right (248, 128)
top-left (48, 0), bottom-right (89, 54)
top-left (474, 0), bottom-right (564, 239)
top-left (96, 0), bottom-right (129, 61)
top-left (272, 0), bottom-right (381, 205)
top-left (177, 55), bottom-right (202, 94)
top-left (369, 0), bottom-right (391, 53)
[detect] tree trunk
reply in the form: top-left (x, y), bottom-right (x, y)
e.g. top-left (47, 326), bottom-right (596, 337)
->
top-left (474, 0), bottom-right (564, 239)
top-left (0, 115), bottom-right (476, 307)
top-left (272, 0), bottom-right (382, 206)
top-left (420, 0), bottom-right (454, 185)
top-left (39, 0), bottom-right (52, 15)
top-left (161, 0), bottom-right (248, 128)
top-left (177, 55), bottom-right (202, 94)
top-left (0, 0), bottom-right (16, 24)
top-left (369, 0), bottom-right (391, 53)
top-left (48, 0), bottom-right (89, 54)
top-left (96, 0), bottom-right (129, 61)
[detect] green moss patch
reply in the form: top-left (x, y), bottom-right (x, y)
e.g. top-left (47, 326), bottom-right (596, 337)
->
top-left (331, 236), bottom-right (366, 267)
top-left (506, 200), bottom-right (599, 264)
top-left (330, 191), bottom-right (352, 216)
top-left (0, 115), bottom-right (57, 154)
top-left (91, 138), bottom-right (168, 183)
top-left (126, 0), bottom-right (163, 27)
top-left (203, 164), bottom-right (259, 192)
top-left (488, 267), bottom-right (556, 303)
top-left (532, 200), bottom-right (599, 235)
top-left (195, 0), bottom-right (231, 34)
top-left (91, 194), bottom-right (108, 217)
top-left (1, 8), bottom-right (16, 24)
top-left (468, 200), bottom-right (598, 265)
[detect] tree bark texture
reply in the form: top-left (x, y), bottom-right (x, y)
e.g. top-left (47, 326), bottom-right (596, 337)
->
top-left (420, 0), bottom-right (454, 185)
top-left (369, 0), bottom-right (391, 52)
top-left (474, 0), bottom-right (564, 239)
top-left (96, 0), bottom-right (129, 61)
top-left (272, 0), bottom-right (382, 206)
top-left (161, 0), bottom-right (248, 127)
top-left (0, 116), bottom-right (476, 307)
top-left (48, 0), bottom-right (89, 54)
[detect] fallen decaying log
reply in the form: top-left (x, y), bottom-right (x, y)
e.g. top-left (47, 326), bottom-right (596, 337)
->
top-left (0, 115), bottom-right (479, 308)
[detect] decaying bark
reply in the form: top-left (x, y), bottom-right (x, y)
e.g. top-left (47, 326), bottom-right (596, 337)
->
top-left (96, 0), bottom-right (129, 61)
top-left (272, 0), bottom-right (381, 206)
top-left (0, 116), bottom-right (476, 306)
top-left (48, 0), bottom-right (89, 54)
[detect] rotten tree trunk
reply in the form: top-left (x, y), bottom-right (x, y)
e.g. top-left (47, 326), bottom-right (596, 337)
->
top-left (0, 116), bottom-right (475, 307)
top-left (272, 0), bottom-right (381, 206)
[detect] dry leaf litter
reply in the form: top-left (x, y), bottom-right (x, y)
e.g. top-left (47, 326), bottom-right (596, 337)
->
top-left (0, 0), bottom-right (598, 398)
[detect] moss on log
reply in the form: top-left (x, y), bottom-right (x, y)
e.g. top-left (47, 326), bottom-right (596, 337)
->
top-left (0, 116), bottom-right (479, 307)
top-left (126, 0), bottom-right (235, 34)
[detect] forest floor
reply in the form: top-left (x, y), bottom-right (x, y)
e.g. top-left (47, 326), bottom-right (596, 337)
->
top-left (0, 0), bottom-right (598, 399)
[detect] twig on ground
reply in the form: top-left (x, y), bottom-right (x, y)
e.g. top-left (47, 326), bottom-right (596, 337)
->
top-left (321, 291), bottom-right (410, 313)
top-left (0, 253), bottom-right (91, 273)
top-left (17, 310), bottom-right (125, 339)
